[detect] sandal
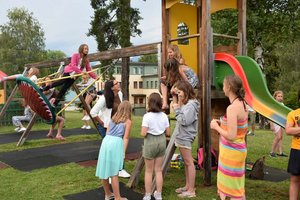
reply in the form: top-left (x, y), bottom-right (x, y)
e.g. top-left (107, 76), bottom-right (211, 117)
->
top-left (104, 193), bottom-right (114, 200)
top-left (56, 136), bottom-right (65, 141)
top-left (178, 191), bottom-right (196, 198)
top-left (46, 134), bottom-right (53, 139)
top-left (175, 187), bottom-right (188, 194)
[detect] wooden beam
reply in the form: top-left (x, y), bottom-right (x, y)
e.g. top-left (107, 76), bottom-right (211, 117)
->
top-left (17, 114), bottom-right (37, 146)
top-left (237, 0), bottom-right (247, 55)
top-left (0, 69), bottom-right (27, 119)
top-left (200, 0), bottom-right (213, 186)
top-left (24, 42), bottom-right (160, 69)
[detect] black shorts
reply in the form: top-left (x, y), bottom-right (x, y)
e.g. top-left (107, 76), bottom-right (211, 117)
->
top-left (287, 148), bottom-right (300, 176)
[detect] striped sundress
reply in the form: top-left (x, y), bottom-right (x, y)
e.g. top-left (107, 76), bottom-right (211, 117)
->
top-left (217, 115), bottom-right (248, 198)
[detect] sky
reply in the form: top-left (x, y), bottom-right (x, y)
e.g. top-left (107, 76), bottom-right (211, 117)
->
top-left (0, 0), bottom-right (162, 57)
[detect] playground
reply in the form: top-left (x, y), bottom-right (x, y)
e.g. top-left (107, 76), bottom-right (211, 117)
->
top-left (0, 111), bottom-right (291, 199)
top-left (0, 0), bottom-right (299, 199)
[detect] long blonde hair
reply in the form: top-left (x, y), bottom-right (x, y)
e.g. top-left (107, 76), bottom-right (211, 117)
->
top-left (111, 101), bottom-right (132, 124)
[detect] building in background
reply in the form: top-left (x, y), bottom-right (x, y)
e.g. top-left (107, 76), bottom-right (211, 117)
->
top-left (96, 62), bottom-right (159, 115)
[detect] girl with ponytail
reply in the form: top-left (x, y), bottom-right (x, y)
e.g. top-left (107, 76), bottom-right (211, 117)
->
top-left (210, 75), bottom-right (248, 200)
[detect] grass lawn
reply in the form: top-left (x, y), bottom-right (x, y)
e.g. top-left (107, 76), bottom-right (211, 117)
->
top-left (0, 111), bottom-right (292, 199)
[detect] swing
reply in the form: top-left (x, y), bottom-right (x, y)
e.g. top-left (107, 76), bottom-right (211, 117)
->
top-left (16, 76), bottom-right (56, 124)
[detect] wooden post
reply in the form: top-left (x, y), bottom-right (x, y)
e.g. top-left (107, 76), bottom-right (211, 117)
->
top-left (17, 114), bottom-right (37, 146)
top-left (127, 153), bottom-right (144, 188)
top-left (237, 0), bottom-right (247, 55)
top-left (72, 85), bottom-right (101, 136)
top-left (200, 0), bottom-right (213, 186)
top-left (0, 69), bottom-right (27, 119)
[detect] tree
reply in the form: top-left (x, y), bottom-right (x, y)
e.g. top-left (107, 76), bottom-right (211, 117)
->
top-left (0, 7), bottom-right (46, 75)
top-left (138, 54), bottom-right (158, 63)
top-left (0, 7), bottom-right (46, 93)
top-left (272, 41), bottom-right (300, 109)
top-left (88, 0), bottom-right (142, 100)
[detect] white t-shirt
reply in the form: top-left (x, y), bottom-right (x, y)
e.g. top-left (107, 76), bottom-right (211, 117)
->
top-left (142, 112), bottom-right (169, 135)
top-left (30, 75), bottom-right (38, 83)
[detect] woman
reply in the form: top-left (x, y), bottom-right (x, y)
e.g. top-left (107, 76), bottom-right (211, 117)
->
top-left (210, 75), bottom-right (248, 200)
top-left (42, 44), bottom-right (97, 106)
top-left (90, 79), bottom-right (122, 138)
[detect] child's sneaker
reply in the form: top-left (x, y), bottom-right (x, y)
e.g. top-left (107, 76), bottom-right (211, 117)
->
top-left (142, 193), bottom-right (152, 200)
top-left (153, 191), bottom-right (162, 200)
top-left (269, 152), bottom-right (276, 157)
top-left (18, 127), bottom-right (26, 132)
top-left (85, 125), bottom-right (91, 129)
top-left (81, 125), bottom-right (87, 129)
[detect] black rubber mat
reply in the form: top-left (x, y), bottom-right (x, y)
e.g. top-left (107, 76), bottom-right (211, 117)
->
top-left (63, 182), bottom-right (154, 200)
top-left (0, 128), bottom-right (97, 144)
top-left (0, 138), bottom-right (143, 171)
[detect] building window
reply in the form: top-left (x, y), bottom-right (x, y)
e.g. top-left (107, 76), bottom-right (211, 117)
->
top-left (155, 81), bottom-right (158, 89)
top-left (134, 97), bottom-right (138, 104)
top-left (146, 81), bottom-right (149, 89)
top-left (139, 98), bottom-right (144, 104)
top-left (133, 67), bottom-right (138, 75)
top-left (134, 81), bottom-right (138, 89)
top-left (177, 22), bottom-right (189, 45)
top-left (150, 81), bottom-right (153, 88)
top-left (139, 81), bottom-right (143, 88)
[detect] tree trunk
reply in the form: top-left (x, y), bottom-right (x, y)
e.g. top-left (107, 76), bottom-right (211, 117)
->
top-left (121, 57), bottom-right (130, 100)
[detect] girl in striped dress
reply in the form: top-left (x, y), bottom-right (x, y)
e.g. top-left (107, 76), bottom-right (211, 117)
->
top-left (95, 101), bottom-right (132, 200)
top-left (210, 75), bottom-right (248, 200)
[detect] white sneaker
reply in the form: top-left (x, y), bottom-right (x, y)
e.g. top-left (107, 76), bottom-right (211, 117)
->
top-left (81, 125), bottom-right (87, 129)
top-left (18, 127), bottom-right (26, 132)
top-left (85, 125), bottom-right (91, 129)
top-left (142, 194), bottom-right (152, 200)
top-left (14, 127), bottom-right (20, 132)
top-left (153, 191), bottom-right (162, 200)
top-left (118, 169), bottom-right (130, 178)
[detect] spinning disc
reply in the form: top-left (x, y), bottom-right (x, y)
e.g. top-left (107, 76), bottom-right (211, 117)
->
top-left (16, 76), bottom-right (56, 124)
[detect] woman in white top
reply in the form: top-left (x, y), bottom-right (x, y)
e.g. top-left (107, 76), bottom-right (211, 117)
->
top-left (90, 79), bottom-right (123, 139)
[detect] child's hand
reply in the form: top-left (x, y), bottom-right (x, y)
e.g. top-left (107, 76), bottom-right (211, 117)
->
top-left (173, 103), bottom-right (180, 110)
top-left (210, 119), bottom-right (220, 130)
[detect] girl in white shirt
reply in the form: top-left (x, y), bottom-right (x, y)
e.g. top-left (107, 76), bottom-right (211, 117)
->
top-left (141, 93), bottom-right (170, 200)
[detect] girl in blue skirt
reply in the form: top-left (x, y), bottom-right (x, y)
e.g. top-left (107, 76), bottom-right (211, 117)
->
top-left (95, 101), bottom-right (132, 200)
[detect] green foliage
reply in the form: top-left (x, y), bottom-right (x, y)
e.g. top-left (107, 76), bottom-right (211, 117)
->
top-left (40, 50), bottom-right (67, 78)
top-left (88, 0), bottom-right (142, 80)
top-left (138, 54), bottom-right (158, 63)
top-left (0, 7), bottom-right (46, 75)
top-left (212, 1), bottom-right (300, 103)
top-left (272, 41), bottom-right (300, 109)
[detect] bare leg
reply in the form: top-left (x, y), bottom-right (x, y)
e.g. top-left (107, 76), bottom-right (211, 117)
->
top-left (55, 116), bottom-right (65, 139)
top-left (277, 129), bottom-right (283, 154)
top-left (144, 158), bottom-right (154, 194)
top-left (111, 175), bottom-right (127, 200)
top-left (154, 156), bottom-right (164, 193)
top-left (271, 132), bottom-right (281, 154)
top-left (102, 179), bottom-right (113, 198)
top-left (289, 175), bottom-right (300, 200)
top-left (179, 148), bottom-right (196, 192)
